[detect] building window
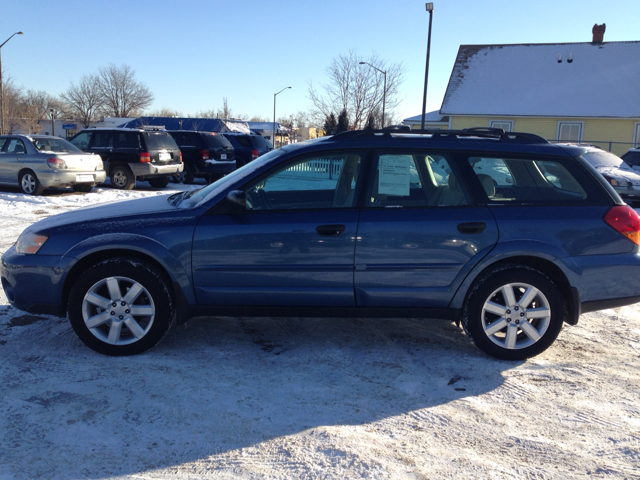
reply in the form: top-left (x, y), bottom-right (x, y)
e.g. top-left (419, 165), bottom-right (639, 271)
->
top-left (490, 120), bottom-right (513, 132)
top-left (557, 122), bottom-right (583, 143)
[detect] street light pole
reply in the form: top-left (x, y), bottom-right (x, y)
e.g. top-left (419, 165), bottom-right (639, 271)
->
top-left (273, 86), bottom-right (291, 149)
top-left (0, 31), bottom-right (24, 135)
top-left (421, 3), bottom-right (434, 130)
top-left (359, 61), bottom-right (387, 128)
top-left (50, 109), bottom-right (55, 136)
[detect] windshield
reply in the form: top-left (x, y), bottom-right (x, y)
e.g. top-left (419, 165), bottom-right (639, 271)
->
top-left (581, 150), bottom-right (631, 169)
top-left (176, 147), bottom-right (290, 208)
top-left (31, 136), bottom-right (83, 153)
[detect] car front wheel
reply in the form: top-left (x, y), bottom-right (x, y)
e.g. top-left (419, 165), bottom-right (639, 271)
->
top-left (68, 259), bottom-right (174, 356)
top-left (462, 265), bottom-right (564, 360)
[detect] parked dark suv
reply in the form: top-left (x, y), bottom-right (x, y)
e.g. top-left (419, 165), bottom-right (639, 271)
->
top-left (167, 130), bottom-right (236, 184)
top-left (69, 127), bottom-right (183, 189)
top-left (222, 132), bottom-right (273, 166)
top-left (4, 127), bottom-right (640, 360)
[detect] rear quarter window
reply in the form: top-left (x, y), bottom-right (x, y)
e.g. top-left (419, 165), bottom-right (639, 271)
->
top-left (467, 156), bottom-right (596, 204)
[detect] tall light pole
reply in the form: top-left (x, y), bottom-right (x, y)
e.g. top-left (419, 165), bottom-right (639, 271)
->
top-left (359, 61), bottom-right (387, 128)
top-left (273, 86), bottom-right (291, 148)
top-left (49, 108), bottom-right (55, 136)
top-left (421, 3), bottom-right (434, 130)
top-left (0, 31), bottom-right (24, 135)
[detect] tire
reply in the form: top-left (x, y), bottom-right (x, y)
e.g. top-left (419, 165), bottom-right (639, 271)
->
top-left (73, 184), bottom-right (93, 193)
top-left (176, 164), bottom-right (195, 184)
top-left (148, 177), bottom-right (170, 188)
top-left (462, 264), bottom-right (564, 360)
top-left (110, 165), bottom-right (136, 190)
top-left (19, 171), bottom-right (45, 195)
top-left (68, 259), bottom-right (174, 356)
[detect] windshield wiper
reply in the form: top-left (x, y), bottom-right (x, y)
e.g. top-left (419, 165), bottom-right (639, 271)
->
top-left (167, 191), bottom-right (187, 206)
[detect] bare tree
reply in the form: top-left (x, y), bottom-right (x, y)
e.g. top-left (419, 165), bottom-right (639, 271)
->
top-left (60, 75), bottom-right (103, 127)
top-left (308, 50), bottom-right (405, 130)
top-left (17, 90), bottom-right (53, 133)
top-left (0, 72), bottom-right (23, 134)
top-left (97, 64), bottom-right (153, 118)
top-left (216, 97), bottom-right (232, 119)
top-left (145, 108), bottom-right (182, 117)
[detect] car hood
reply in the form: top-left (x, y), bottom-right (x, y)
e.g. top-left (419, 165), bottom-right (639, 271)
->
top-left (24, 195), bottom-right (179, 234)
top-left (596, 166), bottom-right (640, 184)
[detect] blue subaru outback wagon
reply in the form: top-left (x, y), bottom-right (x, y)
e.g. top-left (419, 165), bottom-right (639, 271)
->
top-left (3, 127), bottom-right (640, 360)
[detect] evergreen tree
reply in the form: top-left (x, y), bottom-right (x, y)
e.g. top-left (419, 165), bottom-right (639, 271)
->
top-left (364, 113), bottom-right (375, 130)
top-left (336, 109), bottom-right (349, 133)
top-left (323, 112), bottom-right (337, 136)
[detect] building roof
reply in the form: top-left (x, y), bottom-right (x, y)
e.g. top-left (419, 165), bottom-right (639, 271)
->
top-left (440, 41), bottom-right (640, 118)
top-left (117, 117), bottom-right (251, 133)
top-left (403, 110), bottom-right (449, 124)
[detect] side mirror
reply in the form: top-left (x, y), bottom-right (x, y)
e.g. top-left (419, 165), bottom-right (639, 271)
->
top-left (226, 190), bottom-right (246, 212)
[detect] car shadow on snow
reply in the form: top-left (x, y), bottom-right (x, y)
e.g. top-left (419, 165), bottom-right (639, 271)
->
top-left (0, 313), bottom-right (520, 478)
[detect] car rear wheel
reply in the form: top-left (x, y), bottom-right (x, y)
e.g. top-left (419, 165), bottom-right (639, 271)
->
top-left (148, 177), bottom-right (170, 188)
top-left (176, 164), bottom-right (195, 184)
top-left (462, 265), bottom-right (564, 360)
top-left (110, 165), bottom-right (135, 190)
top-left (19, 171), bottom-right (45, 195)
top-left (73, 184), bottom-right (93, 193)
top-left (68, 259), bottom-right (174, 356)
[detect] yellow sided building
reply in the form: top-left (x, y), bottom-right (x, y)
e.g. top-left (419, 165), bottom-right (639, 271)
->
top-left (406, 28), bottom-right (640, 157)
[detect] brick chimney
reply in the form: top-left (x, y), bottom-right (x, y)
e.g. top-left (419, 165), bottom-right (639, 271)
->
top-left (592, 23), bottom-right (606, 43)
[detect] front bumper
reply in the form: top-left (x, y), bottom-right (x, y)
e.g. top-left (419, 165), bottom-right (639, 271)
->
top-left (130, 163), bottom-right (183, 177)
top-left (1, 245), bottom-right (72, 316)
top-left (37, 170), bottom-right (107, 188)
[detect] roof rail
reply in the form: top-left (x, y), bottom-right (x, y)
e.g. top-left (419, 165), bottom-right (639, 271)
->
top-left (331, 127), bottom-right (548, 144)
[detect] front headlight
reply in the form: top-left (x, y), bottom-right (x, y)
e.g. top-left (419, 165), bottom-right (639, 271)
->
top-left (16, 233), bottom-right (49, 254)
top-left (608, 178), bottom-right (630, 187)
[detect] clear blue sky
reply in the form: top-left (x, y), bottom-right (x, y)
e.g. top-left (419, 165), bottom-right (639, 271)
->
top-left (2, 0), bottom-right (637, 123)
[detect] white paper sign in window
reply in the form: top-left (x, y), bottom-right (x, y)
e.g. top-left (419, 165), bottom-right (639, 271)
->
top-left (378, 155), bottom-right (411, 196)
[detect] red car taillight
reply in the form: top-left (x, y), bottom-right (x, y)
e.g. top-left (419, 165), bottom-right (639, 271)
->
top-left (47, 157), bottom-right (66, 169)
top-left (251, 149), bottom-right (259, 160)
top-left (604, 205), bottom-right (640, 245)
top-left (179, 152), bottom-right (183, 163)
top-left (140, 152), bottom-right (151, 163)
top-left (199, 149), bottom-right (209, 160)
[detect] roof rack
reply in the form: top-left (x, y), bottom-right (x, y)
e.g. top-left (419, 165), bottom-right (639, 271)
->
top-left (331, 126), bottom-right (548, 144)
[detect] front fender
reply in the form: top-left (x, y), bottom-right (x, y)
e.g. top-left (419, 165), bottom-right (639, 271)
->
top-left (62, 233), bottom-right (195, 304)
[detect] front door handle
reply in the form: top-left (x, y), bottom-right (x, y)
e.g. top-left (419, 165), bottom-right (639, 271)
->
top-left (457, 222), bottom-right (486, 234)
top-left (316, 224), bottom-right (345, 237)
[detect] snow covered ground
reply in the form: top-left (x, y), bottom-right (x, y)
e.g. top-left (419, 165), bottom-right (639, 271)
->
top-left (1, 182), bottom-right (639, 479)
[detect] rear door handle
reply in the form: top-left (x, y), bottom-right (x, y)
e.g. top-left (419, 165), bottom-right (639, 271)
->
top-left (316, 224), bottom-right (345, 237)
top-left (457, 222), bottom-right (486, 234)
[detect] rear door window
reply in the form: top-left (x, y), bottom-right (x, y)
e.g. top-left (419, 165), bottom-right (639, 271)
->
top-left (114, 131), bottom-right (140, 149)
top-left (92, 131), bottom-right (113, 149)
top-left (468, 157), bottom-right (587, 203)
top-left (367, 153), bottom-right (467, 207)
